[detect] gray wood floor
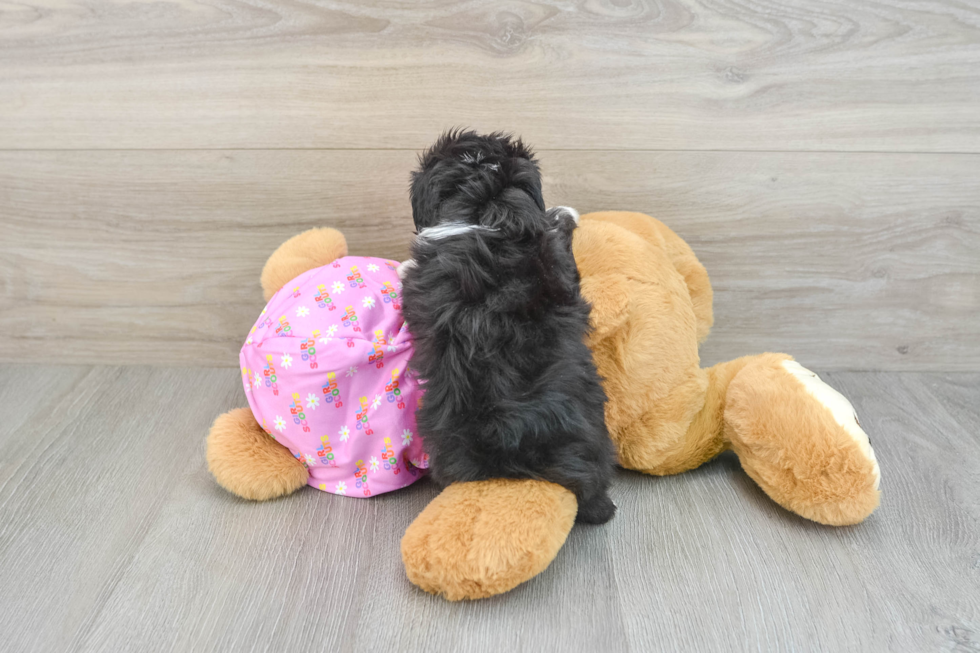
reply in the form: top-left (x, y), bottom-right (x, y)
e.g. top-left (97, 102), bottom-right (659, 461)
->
top-left (1, 364), bottom-right (977, 652)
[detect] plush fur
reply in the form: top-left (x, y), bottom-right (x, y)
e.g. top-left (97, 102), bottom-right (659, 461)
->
top-left (401, 479), bottom-right (577, 600)
top-left (725, 354), bottom-right (881, 526)
top-left (574, 212), bottom-right (880, 526)
top-left (400, 130), bottom-right (617, 524)
top-left (205, 209), bottom-right (882, 602)
top-left (260, 227), bottom-right (348, 302)
top-left (206, 407), bottom-right (308, 501)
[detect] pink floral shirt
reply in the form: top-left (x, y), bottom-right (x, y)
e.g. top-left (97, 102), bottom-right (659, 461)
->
top-left (241, 256), bottom-right (428, 497)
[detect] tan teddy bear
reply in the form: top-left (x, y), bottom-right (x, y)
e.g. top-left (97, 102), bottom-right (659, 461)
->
top-left (208, 211), bottom-right (881, 602)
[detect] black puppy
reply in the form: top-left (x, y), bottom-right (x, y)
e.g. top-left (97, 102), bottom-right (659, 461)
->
top-left (400, 130), bottom-right (616, 524)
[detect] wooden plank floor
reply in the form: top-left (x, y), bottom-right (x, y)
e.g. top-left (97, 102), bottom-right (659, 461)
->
top-left (1, 364), bottom-right (977, 651)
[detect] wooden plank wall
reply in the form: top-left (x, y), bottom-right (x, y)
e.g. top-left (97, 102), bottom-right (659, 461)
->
top-left (1, 0), bottom-right (978, 370)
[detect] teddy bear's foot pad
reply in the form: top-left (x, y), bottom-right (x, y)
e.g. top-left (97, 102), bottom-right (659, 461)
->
top-left (780, 360), bottom-right (882, 489)
top-left (724, 354), bottom-right (882, 526)
top-left (401, 479), bottom-right (577, 600)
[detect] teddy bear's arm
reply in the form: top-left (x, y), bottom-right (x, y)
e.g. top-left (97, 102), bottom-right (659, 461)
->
top-left (653, 223), bottom-right (714, 344)
top-left (580, 211), bottom-right (713, 343)
top-left (578, 274), bottom-right (631, 342)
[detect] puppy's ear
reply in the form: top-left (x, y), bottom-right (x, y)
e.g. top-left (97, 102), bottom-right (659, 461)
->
top-left (505, 142), bottom-right (545, 211)
top-left (410, 161), bottom-right (443, 231)
top-left (476, 144), bottom-right (547, 236)
top-left (410, 128), bottom-right (473, 230)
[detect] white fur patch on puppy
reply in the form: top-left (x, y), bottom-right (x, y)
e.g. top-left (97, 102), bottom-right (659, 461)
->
top-left (416, 222), bottom-right (498, 242)
top-left (549, 206), bottom-right (580, 224)
top-left (782, 360), bottom-right (881, 490)
top-left (397, 259), bottom-right (417, 280)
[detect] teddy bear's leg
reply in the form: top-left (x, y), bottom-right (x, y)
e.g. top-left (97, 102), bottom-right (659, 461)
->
top-left (723, 353), bottom-right (881, 526)
top-left (611, 358), bottom-right (746, 476)
top-left (581, 211), bottom-right (713, 343)
top-left (260, 228), bottom-right (349, 301)
top-left (401, 479), bottom-right (578, 600)
top-left (206, 407), bottom-right (309, 500)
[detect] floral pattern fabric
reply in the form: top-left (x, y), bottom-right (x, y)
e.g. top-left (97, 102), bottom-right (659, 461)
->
top-left (241, 256), bottom-right (428, 497)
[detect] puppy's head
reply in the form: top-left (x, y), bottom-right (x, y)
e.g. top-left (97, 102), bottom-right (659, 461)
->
top-left (410, 130), bottom-right (546, 237)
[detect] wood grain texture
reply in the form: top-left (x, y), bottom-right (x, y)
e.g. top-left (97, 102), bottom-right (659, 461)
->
top-left (0, 365), bottom-right (977, 651)
top-left (0, 0), bottom-right (979, 151)
top-left (1, 149), bottom-right (976, 370)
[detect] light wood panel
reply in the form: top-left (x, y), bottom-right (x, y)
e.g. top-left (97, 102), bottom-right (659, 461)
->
top-left (0, 365), bottom-right (977, 651)
top-left (1, 149), bottom-right (977, 370)
top-left (1, 0), bottom-right (978, 151)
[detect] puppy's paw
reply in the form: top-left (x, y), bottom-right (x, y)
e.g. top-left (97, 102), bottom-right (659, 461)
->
top-left (401, 479), bottom-right (577, 600)
top-left (575, 491), bottom-right (616, 524)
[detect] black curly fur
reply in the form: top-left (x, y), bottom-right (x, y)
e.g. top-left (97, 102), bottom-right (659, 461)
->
top-left (400, 130), bottom-right (617, 524)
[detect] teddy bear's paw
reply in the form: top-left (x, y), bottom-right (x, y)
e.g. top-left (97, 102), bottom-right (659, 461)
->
top-left (206, 408), bottom-right (309, 501)
top-left (780, 360), bottom-right (881, 490)
top-left (401, 479), bottom-right (577, 600)
top-left (724, 354), bottom-right (882, 526)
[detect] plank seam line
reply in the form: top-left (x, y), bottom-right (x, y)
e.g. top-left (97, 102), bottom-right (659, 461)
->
top-left (0, 148), bottom-right (979, 155)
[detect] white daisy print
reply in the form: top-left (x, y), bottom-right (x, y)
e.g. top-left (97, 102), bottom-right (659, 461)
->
top-left (331, 281), bottom-right (345, 294)
top-left (346, 365), bottom-right (358, 378)
top-left (369, 456), bottom-right (380, 472)
top-left (327, 324), bottom-right (338, 336)
top-left (335, 481), bottom-right (347, 495)
top-left (401, 429), bottom-right (413, 446)
top-left (306, 393), bottom-right (320, 410)
top-left (362, 296), bottom-right (376, 309)
top-left (371, 394), bottom-right (382, 410)
top-left (274, 416), bottom-right (286, 432)
top-left (254, 371), bottom-right (262, 387)
top-left (339, 425), bottom-right (350, 442)
top-left (280, 353), bottom-right (293, 369)
top-left (304, 453), bottom-right (316, 466)
top-left (367, 264), bottom-right (380, 272)
top-left (296, 306), bottom-right (310, 318)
